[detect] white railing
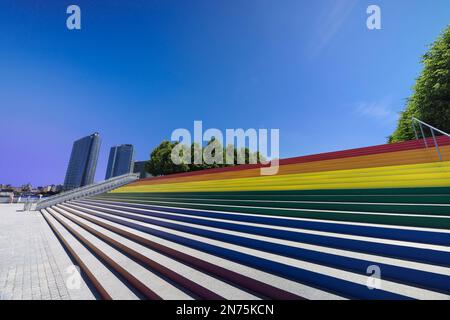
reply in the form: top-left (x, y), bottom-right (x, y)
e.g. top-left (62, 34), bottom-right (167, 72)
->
top-left (28, 173), bottom-right (139, 211)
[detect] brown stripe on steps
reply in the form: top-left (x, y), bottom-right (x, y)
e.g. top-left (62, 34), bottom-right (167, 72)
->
top-left (51, 205), bottom-right (223, 300)
top-left (46, 208), bottom-right (162, 300)
top-left (40, 209), bottom-right (112, 300)
top-left (57, 203), bottom-right (304, 300)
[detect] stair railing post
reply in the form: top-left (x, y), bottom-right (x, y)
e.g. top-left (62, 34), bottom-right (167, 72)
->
top-left (419, 122), bottom-right (428, 148)
top-left (430, 128), bottom-right (443, 162)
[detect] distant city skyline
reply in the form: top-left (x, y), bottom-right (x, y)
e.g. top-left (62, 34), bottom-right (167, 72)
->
top-left (1, 1), bottom-right (450, 186)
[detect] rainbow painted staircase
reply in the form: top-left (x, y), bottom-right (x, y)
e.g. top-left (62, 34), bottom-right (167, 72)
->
top-left (40, 133), bottom-right (450, 300)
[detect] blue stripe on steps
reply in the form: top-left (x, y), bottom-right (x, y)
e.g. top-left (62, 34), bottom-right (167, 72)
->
top-left (81, 199), bottom-right (450, 247)
top-left (64, 203), bottom-right (450, 295)
top-left (62, 204), bottom-right (411, 300)
top-left (71, 201), bottom-right (450, 267)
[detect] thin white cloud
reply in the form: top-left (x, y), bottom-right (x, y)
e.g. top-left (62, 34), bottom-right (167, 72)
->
top-left (355, 98), bottom-right (399, 124)
top-left (309, 0), bottom-right (358, 57)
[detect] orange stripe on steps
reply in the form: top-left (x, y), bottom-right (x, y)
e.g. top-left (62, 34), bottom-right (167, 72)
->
top-left (126, 145), bottom-right (450, 187)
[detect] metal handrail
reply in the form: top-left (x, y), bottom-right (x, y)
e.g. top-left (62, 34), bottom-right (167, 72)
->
top-left (29, 173), bottom-right (139, 211)
top-left (412, 117), bottom-right (450, 138)
top-left (411, 117), bottom-right (450, 162)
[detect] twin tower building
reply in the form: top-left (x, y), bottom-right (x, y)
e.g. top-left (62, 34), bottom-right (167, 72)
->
top-left (63, 133), bottom-right (139, 190)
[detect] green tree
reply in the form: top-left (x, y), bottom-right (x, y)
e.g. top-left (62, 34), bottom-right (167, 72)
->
top-left (202, 137), bottom-right (225, 170)
top-left (146, 139), bottom-right (268, 176)
top-left (389, 25), bottom-right (450, 143)
top-left (145, 140), bottom-right (189, 176)
top-left (188, 142), bottom-right (204, 172)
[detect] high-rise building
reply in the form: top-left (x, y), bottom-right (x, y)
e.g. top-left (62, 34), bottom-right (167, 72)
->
top-left (105, 144), bottom-right (135, 179)
top-left (133, 160), bottom-right (151, 179)
top-left (63, 132), bottom-right (101, 190)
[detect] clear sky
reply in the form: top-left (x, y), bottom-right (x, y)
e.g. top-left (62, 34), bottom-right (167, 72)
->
top-left (1, 0), bottom-right (449, 186)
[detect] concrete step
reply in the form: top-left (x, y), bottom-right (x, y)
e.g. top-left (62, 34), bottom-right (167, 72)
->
top-left (50, 203), bottom-right (342, 300)
top-left (77, 199), bottom-right (450, 246)
top-left (45, 207), bottom-right (192, 300)
top-left (41, 208), bottom-right (138, 300)
top-left (80, 197), bottom-right (450, 230)
top-left (51, 206), bottom-right (245, 300)
top-left (56, 202), bottom-right (450, 300)
top-left (71, 200), bottom-right (450, 262)
top-left (89, 196), bottom-right (450, 216)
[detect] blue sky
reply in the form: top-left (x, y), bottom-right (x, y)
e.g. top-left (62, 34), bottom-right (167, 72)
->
top-left (0, 0), bottom-right (449, 186)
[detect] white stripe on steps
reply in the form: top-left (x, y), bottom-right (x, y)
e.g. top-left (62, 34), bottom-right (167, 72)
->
top-left (42, 208), bottom-right (139, 300)
top-left (57, 204), bottom-right (344, 300)
top-left (68, 203), bottom-right (450, 276)
top-left (88, 197), bottom-right (450, 219)
top-left (60, 204), bottom-right (450, 300)
top-left (55, 206), bottom-right (259, 300)
top-left (48, 207), bottom-right (192, 300)
top-left (73, 202), bottom-right (450, 253)
top-left (83, 199), bottom-right (450, 234)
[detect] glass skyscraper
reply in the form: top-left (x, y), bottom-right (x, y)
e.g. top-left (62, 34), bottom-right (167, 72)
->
top-left (105, 144), bottom-right (135, 179)
top-left (63, 132), bottom-right (101, 190)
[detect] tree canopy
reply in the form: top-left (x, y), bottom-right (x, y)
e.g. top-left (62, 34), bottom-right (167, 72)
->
top-left (389, 25), bottom-right (450, 143)
top-left (144, 141), bottom-right (189, 176)
top-left (145, 139), bottom-right (266, 176)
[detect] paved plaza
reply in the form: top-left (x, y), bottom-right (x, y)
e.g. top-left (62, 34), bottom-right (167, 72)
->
top-left (0, 204), bottom-right (94, 300)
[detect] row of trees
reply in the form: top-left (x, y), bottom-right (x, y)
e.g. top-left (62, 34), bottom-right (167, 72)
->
top-left (389, 25), bottom-right (450, 142)
top-left (145, 139), bottom-right (266, 176)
